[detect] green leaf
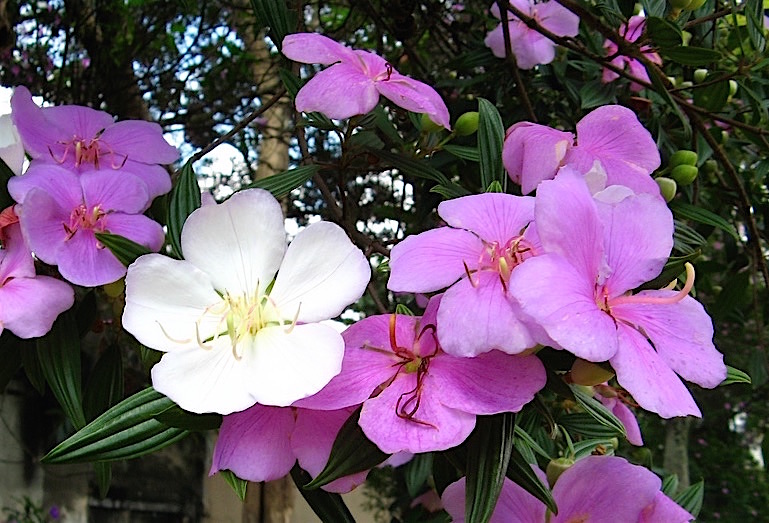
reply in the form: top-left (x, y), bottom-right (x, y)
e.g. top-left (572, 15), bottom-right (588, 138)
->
top-left (167, 160), bottom-right (201, 258)
top-left (636, 251), bottom-right (701, 291)
top-left (571, 385), bottom-right (626, 437)
top-left (673, 480), bottom-right (704, 517)
top-left (94, 233), bottom-right (152, 267)
top-left (465, 413), bottom-right (515, 523)
top-left (242, 164), bottom-right (319, 198)
top-left (571, 438), bottom-right (618, 458)
top-left (371, 148), bottom-right (451, 185)
top-left (94, 462), bottom-right (112, 498)
top-left (670, 201), bottom-right (739, 239)
top-left (83, 344), bottom-right (124, 422)
top-left (661, 474), bottom-right (679, 497)
top-left (279, 68), bottom-right (303, 99)
top-left (0, 156), bottom-right (15, 210)
top-left (430, 182), bottom-right (471, 199)
top-left (646, 17), bottom-right (683, 49)
top-left (662, 46), bottom-right (721, 66)
top-left (558, 413), bottom-right (626, 438)
top-left (220, 470), bottom-right (249, 501)
top-left (395, 303), bottom-right (415, 316)
top-left (485, 180), bottom-right (503, 193)
top-left (745, 0), bottom-right (767, 53)
top-left (250, 0), bottom-right (294, 50)
top-left (21, 342), bottom-right (46, 395)
top-left (513, 425), bottom-right (552, 461)
top-left (305, 408), bottom-right (388, 489)
top-left (37, 312), bottom-right (87, 430)
top-left (291, 465), bottom-right (355, 523)
top-left (42, 387), bottom-right (187, 463)
top-left (579, 79), bottom-right (616, 109)
top-left (404, 453), bottom-right (434, 497)
top-left (443, 144), bottom-right (480, 162)
top-left (154, 405), bottom-right (222, 430)
top-left (693, 77), bottom-right (730, 112)
top-left (721, 365), bottom-right (751, 385)
top-left (477, 98), bottom-right (505, 190)
top-left (506, 445), bottom-right (558, 513)
top-left (649, 68), bottom-right (691, 138)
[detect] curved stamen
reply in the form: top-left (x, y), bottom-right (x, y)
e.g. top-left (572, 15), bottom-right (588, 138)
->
top-left (610, 263), bottom-right (695, 307)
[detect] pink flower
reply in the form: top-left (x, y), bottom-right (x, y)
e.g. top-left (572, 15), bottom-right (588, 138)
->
top-left (10, 86), bottom-right (178, 202)
top-left (387, 192), bottom-right (548, 357)
top-left (281, 33), bottom-right (450, 129)
top-left (502, 105), bottom-right (661, 195)
top-left (211, 405), bottom-right (366, 493)
top-left (602, 16), bottom-right (663, 91)
top-left (9, 165), bottom-right (165, 287)
top-left (442, 455), bottom-right (693, 522)
top-left (484, 0), bottom-right (579, 69)
top-left (594, 384), bottom-right (643, 446)
top-left (296, 296), bottom-right (546, 454)
top-left (0, 209), bottom-right (74, 338)
top-left (509, 171), bottom-right (726, 417)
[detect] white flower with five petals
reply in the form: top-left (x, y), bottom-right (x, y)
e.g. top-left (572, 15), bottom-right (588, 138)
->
top-left (122, 188), bottom-right (370, 415)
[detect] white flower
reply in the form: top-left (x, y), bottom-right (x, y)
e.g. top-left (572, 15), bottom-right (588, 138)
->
top-left (122, 188), bottom-right (371, 414)
top-left (0, 114), bottom-right (24, 175)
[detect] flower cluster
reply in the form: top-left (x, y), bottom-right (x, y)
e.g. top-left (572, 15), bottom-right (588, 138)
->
top-left (602, 16), bottom-right (663, 91)
top-left (6, 86), bottom-right (177, 287)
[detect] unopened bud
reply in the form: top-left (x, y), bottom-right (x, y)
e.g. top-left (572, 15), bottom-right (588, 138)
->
top-left (570, 358), bottom-right (615, 386)
top-left (454, 111), bottom-right (480, 136)
top-left (693, 69), bottom-right (708, 84)
top-left (685, 0), bottom-right (705, 9)
top-left (103, 278), bottom-right (125, 298)
top-left (546, 458), bottom-right (574, 487)
top-left (671, 164), bottom-right (699, 186)
top-left (656, 177), bottom-right (677, 202)
top-left (728, 80), bottom-right (738, 97)
top-left (670, 149), bottom-right (698, 167)
top-left (420, 113), bottom-right (443, 133)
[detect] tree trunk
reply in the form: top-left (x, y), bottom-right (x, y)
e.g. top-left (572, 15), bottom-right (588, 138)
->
top-left (663, 416), bottom-right (692, 491)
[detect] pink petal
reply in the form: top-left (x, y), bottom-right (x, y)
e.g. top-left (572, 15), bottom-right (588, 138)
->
top-left (512, 30), bottom-right (556, 69)
top-left (538, 2), bottom-right (580, 37)
top-left (119, 162), bottom-right (173, 201)
top-left (613, 295), bottom-right (726, 388)
top-left (376, 73), bottom-right (451, 130)
top-left (430, 350), bottom-right (546, 414)
top-left (437, 273), bottom-right (537, 357)
top-left (102, 213), bottom-right (165, 253)
top-left (509, 254), bottom-right (619, 362)
top-left (484, 24), bottom-right (509, 58)
top-left (100, 120), bottom-right (178, 165)
top-left (624, 16), bottom-right (646, 42)
top-left (502, 122), bottom-right (573, 194)
top-left (551, 455), bottom-right (659, 523)
top-left (438, 192), bottom-right (535, 244)
top-left (596, 191), bottom-right (673, 295)
top-left (80, 170), bottom-right (150, 214)
top-left (610, 323), bottom-right (701, 418)
top-left (292, 408), bottom-right (368, 493)
top-left (599, 396), bottom-right (643, 445)
top-left (282, 33), bottom-right (358, 65)
top-left (56, 229), bottom-right (128, 286)
top-left (0, 222), bottom-right (35, 281)
top-left (442, 477), bottom-right (546, 523)
top-left (639, 492), bottom-right (694, 522)
top-left (15, 187), bottom-right (75, 265)
top-left (359, 374), bottom-right (476, 454)
top-left (0, 276), bottom-right (74, 338)
top-left (295, 64), bottom-right (380, 120)
top-left (211, 404), bottom-right (296, 482)
top-left (387, 227), bottom-right (482, 293)
top-left (7, 163), bottom-right (82, 206)
top-left (294, 314), bottom-right (404, 410)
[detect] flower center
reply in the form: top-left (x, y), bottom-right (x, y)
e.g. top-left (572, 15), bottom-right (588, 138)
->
top-left (50, 131), bottom-right (127, 169)
top-left (63, 204), bottom-right (106, 240)
top-left (472, 235), bottom-right (535, 288)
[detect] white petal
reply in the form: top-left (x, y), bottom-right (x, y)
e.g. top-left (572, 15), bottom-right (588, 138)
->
top-left (245, 323), bottom-right (345, 406)
top-left (269, 222), bottom-right (370, 323)
top-left (123, 254), bottom-right (224, 352)
top-left (151, 338), bottom-right (256, 415)
top-left (181, 188), bottom-right (286, 295)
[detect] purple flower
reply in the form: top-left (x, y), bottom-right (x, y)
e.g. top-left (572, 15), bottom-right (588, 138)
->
top-left (509, 171), bottom-right (726, 417)
top-left (9, 165), bottom-right (165, 287)
top-left (502, 105), bottom-right (661, 195)
top-left (10, 86), bottom-right (178, 201)
top-left (388, 192), bottom-right (548, 357)
top-left (211, 405), bottom-right (366, 493)
top-left (442, 455), bottom-right (693, 522)
top-left (594, 384), bottom-right (643, 446)
top-left (602, 16), bottom-right (663, 92)
top-left (0, 209), bottom-right (74, 337)
top-left (281, 33), bottom-right (450, 129)
top-left (484, 0), bottom-right (579, 69)
top-left (296, 296), bottom-right (546, 454)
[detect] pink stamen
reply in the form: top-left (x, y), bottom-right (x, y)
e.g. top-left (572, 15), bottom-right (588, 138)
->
top-left (610, 263), bottom-right (696, 307)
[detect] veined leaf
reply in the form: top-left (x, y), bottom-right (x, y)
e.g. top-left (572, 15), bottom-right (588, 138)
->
top-left (42, 387), bottom-right (186, 463)
top-left (167, 160), bottom-right (201, 258)
top-left (670, 201), bottom-right (739, 240)
top-left (674, 480), bottom-right (704, 517)
top-left (83, 344), bottom-right (124, 423)
top-left (404, 453), bottom-right (434, 497)
top-left (220, 470), bottom-right (248, 501)
top-left (662, 46), bottom-right (721, 66)
top-left (241, 164), bottom-right (319, 199)
top-left (477, 98), bottom-right (505, 190)
top-left (250, 0), bottom-right (294, 50)
top-left (443, 144), bottom-right (480, 162)
top-left (291, 465), bottom-right (355, 523)
top-left (506, 445), bottom-right (558, 513)
top-left (721, 365), bottom-right (751, 385)
top-left (154, 405), bottom-right (222, 430)
top-left (371, 148), bottom-right (451, 185)
top-left (571, 385), bottom-right (626, 437)
top-left (94, 233), bottom-right (152, 267)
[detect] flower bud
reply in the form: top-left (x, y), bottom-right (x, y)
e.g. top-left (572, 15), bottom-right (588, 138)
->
top-left (420, 113), bottom-right (444, 133)
top-left (670, 149), bottom-right (698, 167)
top-left (454, 111), bottom-right (480, 136)
top-left (546, 458), bottom-right (574, 487)
top-left (670, 164), bottom-right (699, 186)
top-left (693, 69), bottom-right (708, 83)
top-left (668, 0), bottom-right (692, 8)
top-left (728, 80), bottom-right (738, 97)
top-left (656, 177), bottom-right (677, 202)
top-left (570, 358), bottom-right (615, 386)
top-left (685, 0), bottom-right (705, 9)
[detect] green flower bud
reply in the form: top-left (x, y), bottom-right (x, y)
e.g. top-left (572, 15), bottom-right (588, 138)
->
top-left (670, 149), bottom-right (698, 167)
top-left (420, 113), bottom-right (443, 133)
top-left (702, 159), bottom-right (718, 175)
top-left (670, 164), bottom-right (699, 186)
top-left (656, 177), bottom-right (677, 202)
top-left (570, 358), bottom-right (615, 387)
top-left (729, 80), bottom-right (738, 97)
top-left (685, 0), bottom-right (705, 9)
top-left (693, 69), bottom-right (708, 83)
top-left (546, 458), bottom-right (575, 487)
top-left (454, 111), bottom-right (480, 136)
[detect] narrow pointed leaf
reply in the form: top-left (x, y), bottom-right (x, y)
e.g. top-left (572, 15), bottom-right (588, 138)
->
top-left (304, 408), bottom-right (388, 489)
top-left (465, 413), bottom-right (515, 523)
top-left (94, 462), bottom-right (112, 499)
top-left (250, 0), bottom-right (294, 51)
top-left (241, 165), bottom-right (319, 198)
top-left (506, 445), bottom-right (558, 513)
top-left (83, 343), bottom-right (124, 422)
top-left (94, 233), bottom-right (152, 267)
top-left (443, 144), bottom-right (480, 162)
top-left (662, 46), bottom-right (721, 66)
top-left (167, 160), bottom-right (201, 258)
top-left (721, 365), bottom-right (751, 385)
top-left (404, 453), bottom-right (434, 497)
top-left (513, 425), bottom-right (552, 461)
top-left (670, 201), bottom-right (739, 240)
top-left (154, 405), bottom-right (223, 430)
top-left (37, 312), bottom-right (87, 429)
top-left (291, 465), bottom-right (356, 523)
top-left (477, 98), bottom-right (504, 190)
top-left (571, 385), bottom-right (626, 437)
top-left (220, 470), bottom-right (249, 501)
top-left (371, 148), bottom-right (451, 185)
top-left (673, 480), bottom-right (704, 517)
top-left (42, 387), bottom-right (184, 463)
top-left (661, 474), bottom-right (679, 496)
